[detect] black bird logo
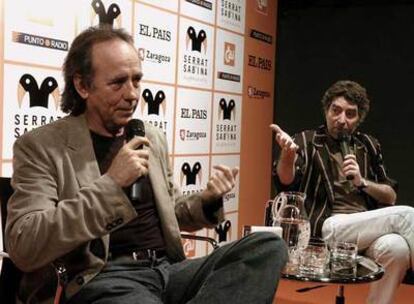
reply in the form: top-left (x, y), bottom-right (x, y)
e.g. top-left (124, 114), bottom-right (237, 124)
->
top-left (180, 162), bottom-right (202, 186)
top-left (186, 26), bottom-right (207, 53)
top-left (18, 74), bottom-right (60, 109)
top-left (91, 0), bottom-right (122, 28)
top-left (141, 89), bottom-right (166, 116)
top-left (218, 98), bottom-right (235, 120)
top-left (215, 220), bottom-right (231, 243)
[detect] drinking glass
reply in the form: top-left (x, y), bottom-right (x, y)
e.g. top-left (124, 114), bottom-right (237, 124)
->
top-left (299, 238), bottom-right (329, 277)
top-left (330, 241), bottom-right (358, 277)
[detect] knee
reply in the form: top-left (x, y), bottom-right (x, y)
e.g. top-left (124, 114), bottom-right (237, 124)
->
top-left (245, 232), bottom-right (288, 263)
top-left (368, 234), bottom-right (410, 270)
top-left (321, 217), bottom-right (336, 241)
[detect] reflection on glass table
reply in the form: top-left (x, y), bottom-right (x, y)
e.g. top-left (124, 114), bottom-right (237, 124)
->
top-left (282, 255), bottom-right (384, 304)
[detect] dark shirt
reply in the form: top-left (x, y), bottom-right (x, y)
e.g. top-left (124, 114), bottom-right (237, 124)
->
top-left (324, 135), bottom-right (368, 214)
top-left (90, 131), bottom-right (166, 253)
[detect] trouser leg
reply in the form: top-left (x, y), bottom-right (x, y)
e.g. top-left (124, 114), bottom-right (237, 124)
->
top-left (165, 232), bottom-right (288, 304)
top-left (321, 206), bottom-right (414, 269)
top-left (67, 258), bottom-right (169, 304)
top-left (365, 234), bottom-right (410, 304)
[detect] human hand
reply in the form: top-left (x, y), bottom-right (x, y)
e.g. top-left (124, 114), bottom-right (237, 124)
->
top-left (270, 124), bottom-right (298, 161)
top-left (342, 154), bottom-right (363, 186)
top-left (106, 136), bottom-right (151, 187)
top-left (201, 165), bottom-right (239, 201)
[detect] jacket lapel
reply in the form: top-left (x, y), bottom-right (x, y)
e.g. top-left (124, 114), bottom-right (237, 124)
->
top-left (354, 134), bottom-right (368, 178)
top-left (65, 115), bottom-right (101, 188)
top-left (146, 126), bottom-right (184, 259)
top-left (312, 127), bottom-right (335, 203)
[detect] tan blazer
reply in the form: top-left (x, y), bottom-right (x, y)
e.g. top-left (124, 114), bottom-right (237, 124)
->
top-left (5, 114), bottom-right (223, 303)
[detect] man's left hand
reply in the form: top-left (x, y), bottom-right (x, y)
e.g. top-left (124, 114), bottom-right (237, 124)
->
top-left (201, 165), bottom-right (239, 201)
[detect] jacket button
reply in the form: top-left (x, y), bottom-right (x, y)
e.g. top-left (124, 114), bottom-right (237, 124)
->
top-left (115, 218), bottom-right (123, 225)
top-left (76, 276), bottom-right (85, 285)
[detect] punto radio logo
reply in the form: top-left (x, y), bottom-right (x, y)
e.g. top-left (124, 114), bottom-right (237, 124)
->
top-left (12, 32), bottom-right (68, 51)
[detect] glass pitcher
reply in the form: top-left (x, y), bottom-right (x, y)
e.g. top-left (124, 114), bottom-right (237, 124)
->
top-left (271, 191), bottom-right (310, 272)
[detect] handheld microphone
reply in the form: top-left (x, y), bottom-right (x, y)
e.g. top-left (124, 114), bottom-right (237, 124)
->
top-left (338, 131), bottom-right (354, 180)
top-left (126, 119), bottom-right (145, 200)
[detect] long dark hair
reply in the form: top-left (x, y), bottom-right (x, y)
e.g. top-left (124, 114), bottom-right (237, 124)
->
top-left (61, 26), bottom-right (134, 115)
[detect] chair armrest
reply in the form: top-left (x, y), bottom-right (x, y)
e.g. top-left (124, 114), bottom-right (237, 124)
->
top-left (181, 233), bottom-right (219, 250)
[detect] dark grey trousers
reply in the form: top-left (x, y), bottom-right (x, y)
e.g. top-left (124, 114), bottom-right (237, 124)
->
top-left (67, 232), bottom-right (288, 304)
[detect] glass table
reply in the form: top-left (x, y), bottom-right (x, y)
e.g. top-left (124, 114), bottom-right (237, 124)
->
top-left (281, 255), bottom-right (384, 304)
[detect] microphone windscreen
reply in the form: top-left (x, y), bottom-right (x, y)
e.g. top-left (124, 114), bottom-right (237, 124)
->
top-left (126, 119), bottom-right (145, 141)
top-left (338, 130), bottom-right (354, 180)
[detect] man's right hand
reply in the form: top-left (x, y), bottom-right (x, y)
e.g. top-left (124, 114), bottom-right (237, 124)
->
top-left (270, 124), bottom-right (298, 161)
top-left (106, 136), bottom-right (151, 187)
top-left (270, 124), bottom-right (298, 185)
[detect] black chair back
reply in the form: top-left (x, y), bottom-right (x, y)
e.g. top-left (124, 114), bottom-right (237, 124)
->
top-left (0, 177), bottom-right (22, 304)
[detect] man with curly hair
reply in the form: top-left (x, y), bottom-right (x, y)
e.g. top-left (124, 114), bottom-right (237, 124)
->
top-left (271, 80), bottom-right (414, 304)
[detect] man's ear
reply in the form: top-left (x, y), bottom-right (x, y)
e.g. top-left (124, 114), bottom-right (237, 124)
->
top-left (73, 74), bottom-right (89, 99)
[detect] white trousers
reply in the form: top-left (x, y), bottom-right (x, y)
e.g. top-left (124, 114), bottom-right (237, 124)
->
top-left (321, 205), bottom-right (414, 304)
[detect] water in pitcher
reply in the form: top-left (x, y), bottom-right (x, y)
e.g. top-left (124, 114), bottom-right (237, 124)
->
top-left (277, 218), bottom-right (310, 272)
top-left (278, 218), bottom-right (310, 250)
top-left (271, 191), bottom-right (310, 272)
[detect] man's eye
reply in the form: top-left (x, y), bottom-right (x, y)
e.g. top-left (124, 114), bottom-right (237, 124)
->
top-left (111, 80), bottom-right (124, 90)
top-left (346, 111), bottom-right (357, 118)
top-left (332, 107), bottom-right (341, 115)
top-left (133, 80), bottom-right (140, 88)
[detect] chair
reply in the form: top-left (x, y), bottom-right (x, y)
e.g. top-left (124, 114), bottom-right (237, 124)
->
top-left (0, 176), bottom-right (221, 303)
top-left (180, 233), bottom-right (219, 250)
top-left (0, 177), bottom-right (22, 304)
top-left (0, 177), bottom-right (64, 304)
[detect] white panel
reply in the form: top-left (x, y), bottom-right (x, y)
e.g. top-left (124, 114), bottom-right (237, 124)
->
top-left (180, 0), bottom-right (216, 24)
top-left (76, 0), bottom-right (133, 33)
top-left (174, 88), bottom-right (211, 154)
top-left (177, 17), bottom-right (214, 89)
top-left (2, 64), bottom-right (66, 159)
top-left (4, 0), bottom-right (76, 67)
top-left (211, 93), bottom-right (242, 153)
top-left (210, 155), bottom-right (240, 212)
top-left (138, 0), bottom-right (179, 12)
top-left (133, 82), bottom-right (175, 150)
top-left (173, 155), bottom-right (210, 194)
top-left (214, 28), bottom-right (244, 93)
top-left (134, 3), bottom-right (178, 84)
top-left (216, 0), bottom-right (246, 34)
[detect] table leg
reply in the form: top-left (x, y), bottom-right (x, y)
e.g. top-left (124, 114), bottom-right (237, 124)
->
top-left (335, 285), bottom-right (345, 304)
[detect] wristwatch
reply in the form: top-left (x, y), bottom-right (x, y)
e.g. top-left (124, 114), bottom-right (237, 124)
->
top-left (357, 178), bottom-right (368, 191)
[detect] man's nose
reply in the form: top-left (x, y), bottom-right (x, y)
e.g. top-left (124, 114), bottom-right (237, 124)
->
top-left (123, 81), bottom-right (139, 101)
top-left (337, 112), bottom-right (346, 124)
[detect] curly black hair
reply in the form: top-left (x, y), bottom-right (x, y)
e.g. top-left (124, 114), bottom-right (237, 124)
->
top-left (321, 80), bottom-right (370, 122)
